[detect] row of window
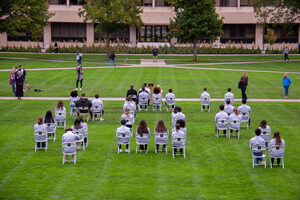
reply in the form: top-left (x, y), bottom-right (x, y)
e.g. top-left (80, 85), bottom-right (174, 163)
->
top-left (7, 23), bottom-right (299, 44)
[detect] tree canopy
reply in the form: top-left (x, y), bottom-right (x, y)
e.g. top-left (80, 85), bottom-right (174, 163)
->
top-left (0, 0), bottom-right (53, 41)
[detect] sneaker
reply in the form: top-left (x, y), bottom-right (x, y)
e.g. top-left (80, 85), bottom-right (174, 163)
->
top-left (79, 88), bottom-right (82, 91)
top-left (261, 161), bottom-right (266, 165)
top-left (119, 149), bottom-right (123, 152)
top-left (125, 149), bottom-right (128, 152)
top-left (74, 88), bottom-right (78, 90)
top-left (100, 118), bottom-right (104, 121)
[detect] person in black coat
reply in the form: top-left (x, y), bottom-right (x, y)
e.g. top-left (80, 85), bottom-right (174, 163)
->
top-left (15, 71), bottom-right (24, 100)
top-left (126, 84), bottom-right (137, 103)
top-left (239, 72), bottom-right (248, 100)
top-left (109, 51), bottom-right (117, 67)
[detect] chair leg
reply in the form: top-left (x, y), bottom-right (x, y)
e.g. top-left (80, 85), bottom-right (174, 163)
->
top-left (252, 157), bottom-right (254, 168)
top-left (74, 154), bottom-right (76, 165)
top-left (172, 147), bottom-right (174, 158)
top-left (184, 148), bottom-right (186, 158)
top-left (136, 145), bottom-right (137, 153)
top-left (282, 158), bottom-right (284, 168)
top-left (270, 157), bottom-right (272, 168)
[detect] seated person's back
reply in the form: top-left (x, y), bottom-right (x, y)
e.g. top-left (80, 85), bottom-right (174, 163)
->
top-left (238, 99), bottom-right (251, 114)
top-left (76, 93), bottom-right (92, 112)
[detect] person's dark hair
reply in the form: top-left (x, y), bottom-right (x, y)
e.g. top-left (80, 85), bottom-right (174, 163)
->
top-left (121, 119), bottom-right (126, 125)
top-left (142, 87), bottom-right (145, 91)
top-left (111, 51), bottom-right (114, 54)
top-left (177, 107), bottom-right (182, 112)
top-left (173, 106), bottom-right (178, 114)
top-left (255, 128), bottom-right (261, 136)
top-left (227, 88), bottom-right (231, 92)
top-left (37, 116), bottom-right (44, 125)
top-left (79, 117), bottom-right (84, 123)
top-left (143, 83), bottom-right (147, 87)
top-left (81, 93), bottom-right (86, 97)
top-left (153, 87), bottom-right (160, 94)
top-left (260, 120), bottom-right (267, 129)
top-left (219, 105), bottom-right (224, 110)
top-left (65, 127), bottom-right (73, 132)
top-left (19, 65), bottom-right (22, 68)
top-left (169, 89), bottom-right (172, 93)
top-left (56, 101), bottom-right (64, 110)
top-left (44, 110), bottom-right (54, 123)
top-left (155, 120), bottom-right (168, 133)
top-left (176, 123), bottom-right (180, 130)
top-left (203, 88), bottom-right (207, 91)
top-left (177, 119), bottom-right (185, 128)
top-left (70, 90), bottom-right (78, 97)
top-left (226, 99), bottom-right (231, 105)
top-left (95, 94), bottom-right (99, 98)
top-left (74, 118), bottom-right (82, 129)
top-left (137, 119), bottom-right (148, 134)
top-left (273, 131), bottom-right (282, 147)
top-left (130, 84), bottom-right (134, 89)
top-left (242, 99), bottom-right (247, 104)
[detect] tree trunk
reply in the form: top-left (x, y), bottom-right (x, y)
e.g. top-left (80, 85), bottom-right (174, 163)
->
top-left (106, 33), bottom-right (111, 59)
top-left (193, 40), bottom-right (197, 62)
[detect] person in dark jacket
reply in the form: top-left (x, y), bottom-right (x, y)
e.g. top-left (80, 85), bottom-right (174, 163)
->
top-left (152, 46), bottom-right (158, 62)
top-left (109, 51), bottom-right (117, 67)
top-left (75, 93), bottom-right (93, 118)
top-left (15, 71), bottom-right (24, 100)
top-left (239, 72), bottom-right (248, 100)
top-left (126, 84), bottom-right (137, 103)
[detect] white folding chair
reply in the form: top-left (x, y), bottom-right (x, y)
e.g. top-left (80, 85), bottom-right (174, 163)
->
top-left (45, 123), bottom-right (56, 142)
top-left (78, 106), bottom-right (90, 121)
top-left (172, 137), bottom-right (185, 158)
top-left (228, 119), bottom-right (241, 139)
top-left (269, 145), bottom-right (285, 168)
top-left (117, 133), bottom-right (131, 154)
top-left (261, 131), bottom-right (271, 147)
top-left (62, 142), bottom-right (77, 165)
top-left (155, 133), bottom-right (168, 154)
top-left (70, 100), bottom-right (77, 116)
top-left (34, 131), bottom-right (48, 151)
top-left (216, 119), bottom-right (229, 138)
top-left (138, 97), bottom-right (149, 111)
top-left (92, 105), bottom-right (103, 122)
top-left (201, 97), bottom-right (210, 112)
top-left (136, 133), bottom-right (149, 153)
top-left (166, 97), bottom-right (175, 111)
top-left (240, 112), bottom-right (250, 129)
top-left (252, 145), bottom-right (267, 168)
top-left (55, 111), bottom-right (66, 129)
top-left (152, 97), bottom-right (162, 112)
top-left (74, 130), bottom-right (85, 151)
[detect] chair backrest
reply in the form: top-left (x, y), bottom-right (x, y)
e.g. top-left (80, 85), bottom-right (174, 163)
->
top-left (152, 97), bottom-right (162, 104)
top-left (217, 119), bottom-right (228, 125)
top-left (56, 111), bottom-right (66, 117)
top-left (136, 133), bottom-right (149, 143)
top-left (62, 142), bottom-right (77, 153)
top-left (70, 100), bottom-right (76, 107)
top-left (74, 130), bottom-right (84, 139)
top-left (45, 123), bottom-right (56, 129)
top-left (240, 112), bottom-right (250, 121)
top-left (92, 105), bottom-right (102, 111)
top-left (201, 97), bottom-right (210, 105)
top-left (261, 131), bottom-right (271, 137)
top-left (270, 145), bottom-right (285, 152)
top-left (139, 97), bottom-right (149, 104)
top-left (117, 133), bottom-right (130, 139)
top-left (172, 137), bottom-right (185, 147)
top-left (78, 106), bottom-right (89, 113)
top-left (230, 119), bottom-right (240, 125)
top-left (62, 142), bottom-right (76, 148)
top-left (34, 131), bottom-right (47, 142)
top-left (252, 145), bottom-right (266, 152)
top-left (166, 97), bottom-right (175, 105)
top-left (155, 133), bottom-right (168, 139)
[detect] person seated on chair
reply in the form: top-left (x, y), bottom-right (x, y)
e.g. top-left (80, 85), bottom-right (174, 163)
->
top-left (121, 107), bottom-right (135, 129)
top-left (72, 118), bottom-right (84, 148)
top-left (165, 89), bottom-right (176, 110)
top-left (154, 120), bottom-right (169, 152)
top-left (92, 93), bottom-right (104, 121)
top-left (156, 85), bottom-right (163, 96)
top-left (238, 99), bottom-right (251, 125)
top-left (138, 83), bottom-right (151, 95)
top-left (62, 127), bottom-right (80, 163)
top-left (171, 106), bottom-right (178, 119)
top-left (224, 88), bottom-right (234, 105)
top-left (249, 129), bottom-right (266, 165)
top-left (138, 87), bottom-right (150, 110)
top-left (269, 131), bottom-right (285, 166)
top-left (200, 88), bottom-right (210, 110)
top-left (123, 96), bottom-right (136, 112)
top-left (152, 86), bottom-right (162, 111)
top-left (172, 123), bottom-right (185, 155)
top-left (70, 90), bottom-right (80, 105)
top-left (44, 110), bottom-right (56, 136)
top-left (136, 119), bottom-right (151, 151)
top-left (224, 99), bottom-right (234, 116)
top-left (126, 84), bottom-right (137, 104)
top-left (172, 106), bottom-right (186, 123)
top-left (116, 119), bottom-right (132, 152)
top-left (176, 119), bottom-right (187, 137)
top-left (34, 116), bottom-right (47, 149)
top-left (229, 108), bottom-right (242, 136)
top-left (55, 101), bottom-right (66, 127)
top-left (215, 105), bottom-right (229, 136)
top-left (259, 119), bottom-right (271, 147)
top-left (79, 117), bottom-right (88, 145)
top-left (75, 93), bottom-right (92, 119)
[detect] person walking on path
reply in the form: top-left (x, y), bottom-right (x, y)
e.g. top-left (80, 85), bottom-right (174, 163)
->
top-left (239, 72), bottom-right (248, 100)
top-left (15, 71), bottom-right (24, 100)
top-left (298, 43), bottom-right (300, 54)
top-left (9, 66), bottom-right (18, 95)
top-left (76, 51), bottom-right (82, 66)
top-left (284, 47), bottom-right (289, 61)
top-left (109, 51), bottom-right (117, 67)
top-left (282, 73), bottom-right (291, 98)
top-left (75, 66), bottom-right (83, 91)
top-left (152, 46), bottom-right (158, 63)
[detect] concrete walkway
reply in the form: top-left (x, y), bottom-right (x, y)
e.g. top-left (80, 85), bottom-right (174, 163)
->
top-left (1, 96), bottom-right (299, 102)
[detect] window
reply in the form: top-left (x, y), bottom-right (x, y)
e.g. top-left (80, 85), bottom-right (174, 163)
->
top-left (70, 0), bottom-right (86, 5)
top-left (7, 31), bottom-right (42, 42)
top-left (94, 26), bottom-right (129, 43)
top-left (155, 0), bottom-right (171, 6)
top-left (48, 0), bottom-right (66, 5)
top-left (137, 26), bottom-right (169, 42)
top-left (51, 23), bottom-right (86, 42)
top-left (240, 0), bottom-right (253, 6)
top-left (265, 24), bottom-right (299, 43)
top-left (138, 0), bottom-right (152, 6)
top-left (220, 0), bottom-right (237, 7)
top-left (221, 24), bottom-right (255, 43)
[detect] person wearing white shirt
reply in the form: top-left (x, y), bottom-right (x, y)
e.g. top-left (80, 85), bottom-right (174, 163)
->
top-left (136, 120), bottom-right (151, 151)
top-left (172, 124), bottom-right (186, 155)
top-left (224, 99), bottom-right (234, 116)
top-left (177, 119), bottom-right (187, 137)
top-left (249, 129), bottom-right (266, 165)
top-left (269, 131), bottom-right (285, 166)
top-left (165, 89), bottom-right (176, 111)
top-left (55, 101), bottom-right (66, 127)
top-left (224, 88), bottom-right (234, 105)
top-left (238, 99), bottom-right (251, 126)
top-left (215, 105), bottom-right (229, 136)
top-left (70, 90), bottom-right (80, 115)
top-left (156, 85), bottom-right (163, 96)
top-left (121, 107), bottom-right (135, 129)
top-left (152, 87), bottom-right (162, 111)
top-left (154, 120), bottom-right (169, 152)
top-left (229, 108), bottom-right (242, 136)
top-left (172, 107), bottom-right (186, 123)
top-left (92, 94), bottom-right (104, 121)
top-left (200, 88), bottom-right (210, 110)
top-left (79, 117), bottom-right (88, 145)
top-left (138, 83), bottom-right (151, 95)
top-left (76, 51), bottom-right (82, 66)
top-left (138, 87), bottom-right (150, 110)
top-left (116, 119), bottom-right (132, 152)
top-left (259, 120), bottom-right (271, 147)
top-left (62, 128), bottom-right (80, 162)
top-left (123, 96), bottom-right (136, 117)
top-left (34, 116), bottom-right (47, 149)
top-left (71, 118), bottom-right (84, 149)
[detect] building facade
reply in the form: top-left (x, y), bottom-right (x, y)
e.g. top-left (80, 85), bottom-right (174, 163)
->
top-left (0, 0), bottom-right (299, 50)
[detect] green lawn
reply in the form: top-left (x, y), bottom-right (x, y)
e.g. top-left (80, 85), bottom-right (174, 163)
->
top-left (1, 67), bottom-right (299, 99)
top-left (0, 100), bottom-right (299, 199)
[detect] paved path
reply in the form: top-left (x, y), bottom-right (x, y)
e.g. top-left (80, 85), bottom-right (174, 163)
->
top-left (1, 96), bottom-right (299, 102)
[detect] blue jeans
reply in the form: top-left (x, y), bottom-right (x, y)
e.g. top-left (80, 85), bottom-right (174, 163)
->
top-left (253, 152), bottom-right (263, 164)
top-left (37, 142), bottom-right (46, 148)
top-left (284, 86), bottom-right (289, 97)
top-left (109, 59), bottom-right (116, 67)
top-left (11, 80), bottom-right (15, 95)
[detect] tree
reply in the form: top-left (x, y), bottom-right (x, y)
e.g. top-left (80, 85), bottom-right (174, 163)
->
top-left (168, 0), bottom-right (223, 61)
top-left (0, 0), bottom-right (54, 41)
top-left (264, 28), bottom-right (277, 53)
top-left (79, 0), bottom-right (143, 55)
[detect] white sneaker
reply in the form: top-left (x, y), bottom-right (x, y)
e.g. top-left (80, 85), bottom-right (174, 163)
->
top-left (79, 88), bottom-right (82, 91)
top-left (261, 161), bottom-right (266, 165)
top-left (125, 149), bottom-right (128, 152)
top-left (119, 149), bottom-right (123, 152)
top-left (100, 118), bottom-right (104, 121)
top-left (74, 88), bottom-right (78, 90)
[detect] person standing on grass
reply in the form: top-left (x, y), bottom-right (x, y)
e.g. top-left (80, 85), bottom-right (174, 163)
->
top-left (282, 73), bottom-right (291, 98)
top-left (152, 46), bottom-right (158, 63)
top-left (284, 47), bottom-right (289, 61)
top-left (75, 66), bottom-right (83, 91)
top-left (76, 51), bottom-right (82, 66)
top-left (239, 72), bottom-right (248, 100)
top-left (15, 71), bottom-right (24, 100)
top-left (17, 65), bottom-right (26, 80)
top-left (109, 51), bottom-right (117, 67)
top-left (298, 42), bottom-right (300, 54)
top-left (9, 66), bottom-right (18, 95)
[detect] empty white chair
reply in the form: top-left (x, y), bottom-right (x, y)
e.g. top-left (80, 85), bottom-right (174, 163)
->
top-left (117, 133), bottom-right (131, 154)
top-left (269, 145), bottom-right (285, 168)
top-left (45, 123), bottom-right (56, 142)
top-left (152, 96), bottom-right (162, 112)
top-left (172, 137), bottom-right (185, 158)
top-left (62, 142), bottom-right (77, 165)
top-left (240, 112), bottom-right (250, 129)
top-left (155, 133), bottom-right (168, 154)
top-left (216, 119), bottom-right (229, 138)
top-left (34, 131), bottom-right (48, 151)
top-left (166, 97), bottom-right (175, 111)
top-left (92, 105), bottom-right (103, 122)
top-left (228, 119), bottom-right (241, 139)
top-left (55, 111), bottom-right (66, 129)
top-left (78, 106), bottom-right (90, 121)
top-left (136, 133), bottom-right (149, 153)
top-left (251, 145), bottom-right (267, 168)
top-left (138, 97), bottom-right (149, 111)
top-left (201, 97), bottom-right (210, 112)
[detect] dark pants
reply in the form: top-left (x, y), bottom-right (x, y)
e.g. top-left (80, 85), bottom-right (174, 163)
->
top-left (139, 144), bottom-right (148, 150)
top-left (156, 144), bottom-right (166, 151)
top-left (284, 86), bottom-right (289, 97)
top-left (298, 48), bottom-right (300, 54)
top-left (271, 158), bottom-right (281, 165)
top-left (37, 142), bottom-right (46, 148)
top-left (76, 79), bottom-right (83, 88)
top-left (94, 110), bottom-right (104, 118)
top-left (119, 144), bottom-right (129, 149)
top-left (216, 127), bottom-right (226, 135)
top-left (253, 152), bottom-right (263, 164)
top-left (241, 86), bottom-right (247, 100)
top-left (284, 53), bottom-right (289, 61)
top-left (202, 105), bottom-right (209, 110)
top-left (174, 148), bottom-right (183, 154)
